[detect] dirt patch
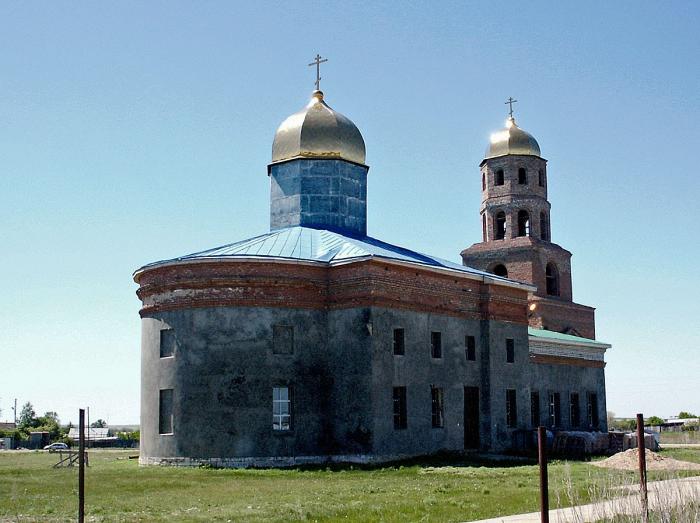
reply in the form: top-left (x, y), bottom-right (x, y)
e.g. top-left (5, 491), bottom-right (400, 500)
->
top-left (593, 448), bottom-right (700, 471)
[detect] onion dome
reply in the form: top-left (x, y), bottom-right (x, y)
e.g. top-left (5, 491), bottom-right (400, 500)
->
top-left (485, 116), bottom-right (541, 159)
top-left (271, 90), bottom-right (366, 166)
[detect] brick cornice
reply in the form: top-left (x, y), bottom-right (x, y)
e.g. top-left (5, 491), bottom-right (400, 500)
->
top-left (136, 258), bottom-right (529, 324)
top-left (530, 354), bottom-right (605, 368)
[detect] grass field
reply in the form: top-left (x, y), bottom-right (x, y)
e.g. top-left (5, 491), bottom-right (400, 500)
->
top-left (1, 449), bottom-right (699, 522)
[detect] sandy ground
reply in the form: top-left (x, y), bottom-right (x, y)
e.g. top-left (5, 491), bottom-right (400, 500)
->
top-left (592, 448), bottom-right (700, 471)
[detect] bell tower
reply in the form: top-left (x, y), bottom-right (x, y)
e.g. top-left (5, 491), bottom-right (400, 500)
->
top-left (461, 102), bottom-right (596, 338)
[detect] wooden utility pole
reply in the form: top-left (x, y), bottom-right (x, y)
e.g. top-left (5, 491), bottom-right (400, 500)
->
top-left (636, 413), bottom-right (648, 523)
top-left (538, 426), bottom-right (549, 523)
top-left (78, 408), bottom-right (85, 523)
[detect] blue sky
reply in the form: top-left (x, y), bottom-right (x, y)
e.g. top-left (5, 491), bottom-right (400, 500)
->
top-left (1, 1), bottom-right (698, 425)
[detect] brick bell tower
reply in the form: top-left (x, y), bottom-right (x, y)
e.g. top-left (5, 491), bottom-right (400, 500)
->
top-left (461, 99), bottom-right (596, 338)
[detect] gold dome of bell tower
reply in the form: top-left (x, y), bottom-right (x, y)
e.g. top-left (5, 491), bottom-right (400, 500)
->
top-left (485, 98), bottom-right (541, 160)
top-left (485, 116), bottom-right (541, 159)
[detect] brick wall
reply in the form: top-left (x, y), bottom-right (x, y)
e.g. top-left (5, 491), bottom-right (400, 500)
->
top-left (136, 259), bottom-right (530, 325)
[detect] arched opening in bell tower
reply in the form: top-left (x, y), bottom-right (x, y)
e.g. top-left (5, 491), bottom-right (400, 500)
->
top-left (517, 210), bottom-right (530, 237)
top-left (546, 263), bottom-right (560, 296)
top-left (492, 264), bottom-right (508, 277)
top-left (518, 167), bottom-right (527, 184)
top-left (540, 212), bottom-right (549, 241)
top-left (495, 169), bottom-right (504, 186)
top-left (495, 212), bottom-right (506, 240)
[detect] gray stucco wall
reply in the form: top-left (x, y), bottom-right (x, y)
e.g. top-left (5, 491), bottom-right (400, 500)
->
top-left (140, 305), bottom-right (607, 465)
top-left (141, 307), bottom-right (332, 461)
top-left (269, 158), bottom-right (368, 236)
top-left (369, 308), bottom-right (485, 456)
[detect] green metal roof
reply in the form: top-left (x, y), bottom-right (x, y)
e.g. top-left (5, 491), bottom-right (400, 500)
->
top-left (528, 327), bottom-right (610, 348)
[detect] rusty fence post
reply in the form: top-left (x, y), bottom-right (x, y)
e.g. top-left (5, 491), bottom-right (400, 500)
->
top-left (538, 426), bottom-right (549, 523)
top-left (636, 413), bottom-right (648, 522)
top-left (79, 408), bottom-right (85, 523)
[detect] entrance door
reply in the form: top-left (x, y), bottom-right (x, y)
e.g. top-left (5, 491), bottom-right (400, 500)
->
top-left (464, 386), bottom-right (480, 449)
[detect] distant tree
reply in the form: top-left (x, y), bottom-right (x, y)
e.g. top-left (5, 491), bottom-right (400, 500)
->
top-left (18, 402), bottom-right (36, 429)
top-left (117, 430), bottom-right (140, 442)
top-left (610, 418), bottom-right (637, 431)
top-left (678, 411), bottom-right (698, 419)
top-left (35, 412), bottom-right (62, 441)
top-left (90, 419), bottom-right (107, 428)
top-left (646, 416), bottom-right (665, 426)
top-left (681, 421), bottom-right (700, 432)
top-left (43, 412), bottom-right (59, 423)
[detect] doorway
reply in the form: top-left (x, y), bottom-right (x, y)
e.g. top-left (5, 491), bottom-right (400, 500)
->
top-left (464, 386), bottom-right (480, 449)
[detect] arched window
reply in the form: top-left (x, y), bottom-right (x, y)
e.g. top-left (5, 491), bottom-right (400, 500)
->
top-left (538, 169), bottom-right (545, 187)
top-left (540, 212), bottom-right (549, 241)
top-left (517, 210), bottom-right (530, 237)
top-left (495, 169), bottom-right (504, 186)
top-left (518, 167), bottom-right (527, 185)
top-left (545, 263), bottom-right (559, 296)
top-left (482, 173), bottom-right (486, 191)
top-left (482, 214), bottom-right (487, 241)
top-left (493, 264), bottom-right (508, 277)
top-left (495, 212), bottom-right (506, 240)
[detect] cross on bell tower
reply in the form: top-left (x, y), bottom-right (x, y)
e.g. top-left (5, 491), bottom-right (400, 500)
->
top-left (308, 54), bottom-right (328, 91)
top-left (505, 97), bottom-right (518, 118)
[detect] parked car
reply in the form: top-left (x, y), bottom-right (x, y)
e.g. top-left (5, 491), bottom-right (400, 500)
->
top-left (43, 442), bottom-right (69, 450)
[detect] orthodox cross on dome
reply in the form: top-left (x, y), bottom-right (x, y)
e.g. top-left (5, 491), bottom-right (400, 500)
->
top-left (308, 54), bottom-right (328, 91)
top-left (505, 97), bottom-right (518, 118)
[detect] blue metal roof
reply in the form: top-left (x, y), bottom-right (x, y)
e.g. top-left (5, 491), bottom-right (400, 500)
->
top-left (140, 226), bottom-right (525, 286)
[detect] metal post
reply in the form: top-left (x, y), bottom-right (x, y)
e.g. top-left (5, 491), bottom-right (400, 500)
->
top-left (636, 413), bottom-right (648, 522)
top-left (538, 426), bottom-right (549, 523)
top-left (13, 398), bottom-right (17, 425)
top-left (79, 408), bottom-right (85, 523)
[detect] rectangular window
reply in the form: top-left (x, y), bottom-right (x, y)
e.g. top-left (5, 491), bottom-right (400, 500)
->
top-left (273, 387), bottom-right (292, 431)
top-left (531, 391), bottom-right (540, 427)
top-left (393, 387), bottom-right (407, 430)
top-left (506, 338), bottom-right (515, 363)
top-left (158, 389), bottom-right (174, 434)
top-left (570, 393), bottom-right (580, 427)
top-left (506, 389), bottom-right (517, 428)
top-left (272, 325), bottom-right (294, 355)
top-left (587, 393), bottom-right (599, 428)
top-left (159, 329), bottom-right (175, 358)
top-left (466, 335), bottom-right (476, 361)
top-left (393, 328), bottom-right (405, 355)
top-left (430, 331), bottom-right (442, 359)
top-left (549, 392), bottom-right (561, 428)
top-left (431, 387), bottom-right (444, 428)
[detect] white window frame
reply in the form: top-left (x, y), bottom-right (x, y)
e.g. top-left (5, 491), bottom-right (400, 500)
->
top-left (272, 386), bottom-right (291, 431)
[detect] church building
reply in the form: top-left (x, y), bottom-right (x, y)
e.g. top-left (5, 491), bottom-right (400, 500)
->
top-left (134, 78), bottom-right (610, 467)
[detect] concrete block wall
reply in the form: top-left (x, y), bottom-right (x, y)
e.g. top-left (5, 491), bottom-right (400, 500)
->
top-left (269, 158), bottom-right (368, 236)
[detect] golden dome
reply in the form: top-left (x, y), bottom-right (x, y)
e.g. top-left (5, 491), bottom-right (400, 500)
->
top-left (485, 116), bottom-right (541, 159)
top-left (271, 90), bottom-right (366, 166)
